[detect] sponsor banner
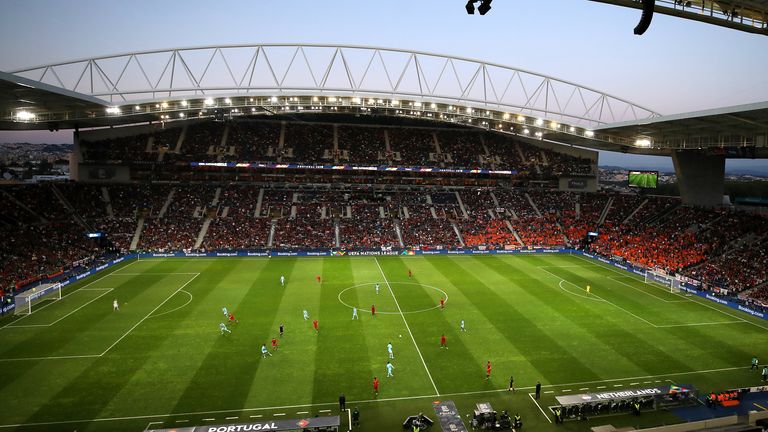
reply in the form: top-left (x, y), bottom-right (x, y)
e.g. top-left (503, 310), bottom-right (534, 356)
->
top-left (147, 416), bottom-right (340, 432)
top-left (557, 386), bottom-right (681, 406)
top-left (191, 161), bottom-right (516, 176)
top-left (18, 254), bottom-right (137, 298)
top-left (1, 303), bottom-right (16, 315)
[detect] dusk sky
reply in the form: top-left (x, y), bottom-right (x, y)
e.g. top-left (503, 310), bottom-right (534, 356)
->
top-left (1, 0), bottom-right (766, 173)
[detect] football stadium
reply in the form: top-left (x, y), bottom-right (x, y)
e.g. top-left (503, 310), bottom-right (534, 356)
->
top-left (1, 2), bottom-right (768, 431)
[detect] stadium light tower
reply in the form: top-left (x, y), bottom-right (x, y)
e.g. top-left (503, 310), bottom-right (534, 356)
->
top-left (465, 0), bottom-right (492, 15)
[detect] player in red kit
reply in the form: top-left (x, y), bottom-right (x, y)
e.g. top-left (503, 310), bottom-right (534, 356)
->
top-left (371, 304), bottom-right (376, 318)
top-left (373, 376), bottom-right (379, 396)
top-left (408, 269), bottom-right (412, 278)
top-left (271, 337), bottom-right (278, 351)
top-left (228, 312), bottom-right (238, 324)
top-left (486, 361), bottom-right (492, 380)
top-left (440, 334), bottom-right (447, 349)
top-left (440, 298), bottom-right (445, 309)
top-left (316, 275), bottom-right (321, 283)
top-left (313, 319), bottom-right (319, 333)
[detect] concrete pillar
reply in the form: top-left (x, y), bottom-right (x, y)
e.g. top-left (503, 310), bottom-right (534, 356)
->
top-left (672, 151), bottom-right (725, 207)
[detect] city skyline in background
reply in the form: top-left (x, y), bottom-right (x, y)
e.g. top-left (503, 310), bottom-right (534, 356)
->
top-left (1, 0), bottom-right (766, 174)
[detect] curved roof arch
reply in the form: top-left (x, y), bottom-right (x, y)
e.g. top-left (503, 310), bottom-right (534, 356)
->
top-left (7, 43), bottom-right (659, 128)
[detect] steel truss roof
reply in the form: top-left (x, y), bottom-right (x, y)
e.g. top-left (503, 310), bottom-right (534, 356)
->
top-left (7, 44), bottom-right (660, 128)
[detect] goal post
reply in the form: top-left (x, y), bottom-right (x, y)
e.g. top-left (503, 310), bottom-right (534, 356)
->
top-left (645, 270), bottom-right (681, 293)
top-left (13, 282), bottom-right (62, 315)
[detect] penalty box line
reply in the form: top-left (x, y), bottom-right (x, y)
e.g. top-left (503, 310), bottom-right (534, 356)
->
top-left (0, 259), bottom-right (139, 330)
top-left (540, 265), bottom-right (744, 329)
top-left (570, 254), bottom-right (768, 332)
top-left (0, 364), bottom-right (750, 430)
top-left (374, 257), bottom-right (440, 396)
top-left (0, 272), bottom-right (200, 362)
top-left (4, 289), bottom-right (114, 329)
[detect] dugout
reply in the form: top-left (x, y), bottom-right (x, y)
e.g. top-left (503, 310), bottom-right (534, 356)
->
top-left (554, 385), bottom-right (698, 420)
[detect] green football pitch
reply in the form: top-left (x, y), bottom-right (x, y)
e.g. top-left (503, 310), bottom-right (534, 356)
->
top-left (629, 172), bottom-right (658, 189)
top-left (1, 254), bottom-right (767, 431)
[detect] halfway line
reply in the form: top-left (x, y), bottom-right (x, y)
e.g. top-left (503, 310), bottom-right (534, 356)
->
top-left (374, 257), bottom-right (440, 396)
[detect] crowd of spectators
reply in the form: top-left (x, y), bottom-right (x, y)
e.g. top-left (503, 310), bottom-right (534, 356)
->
top-left (337, 126), bottom-right (385, 164)
top-left (273, 203), bottom-right (334, 248)
top-left (6, 180), bottom-right (768, 298)
top-left (339, 204), bottom-right (399, 249)
top-left (388, 129), bottom-right (435, 166)
top-left (81, 133), bottom-right (152, 163)
top-left (228, 121), bottom-right (280, 162)
top-left (284, 124), bottom-right (334, 163)
top-left (436, 131), bottom-right (482, 168)
top-left (138, 185), bottom-right (215, 251)
top-left (79, 120), bottom-right (596, 178)
top-left (204, 185), bottom-right (270, 250)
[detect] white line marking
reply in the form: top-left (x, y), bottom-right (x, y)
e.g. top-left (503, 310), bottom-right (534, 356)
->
top-left (655, 321), bottom-right (743, 328)
top-left (607, 276), bottom-right (688, 303)
top-left (613, 384), bottom-right (623, 387)
top-left (296, 411), bottom-right (308, 414)
top-left (644, 381), bottom-right (652, 383)
top-left (274, 413), bottom-right (285, 416)
top-left (0, 353), bottom-right (100, 362)
top-left (225, 416), bottom-right (238, 420)
top-left (147, 290), bottom-right (193, 319)
top-left (539, 266), bottom-right (658, 327)
top-left (571, 254), bottom-right (768, 331)
top-left (202, 418), bottom-right (215, 421)
top-left (630, 382), bottom-right (639, 385)
top-left (0, 364), bottom-right (752, 428)
top-left (318, 410), bottom-right (331, 413)
top-left (176, 420), bottom-right (188, 423)
top-left (374, 257), bottom-right (440, 396)
top-left (1, 259), bottom-right (138, 329)
top-left (561, 389), bottom-right (571, 392)
top-left (528, 393), bottom-right (552, 424)
top-left (6, 288), bottom-right (114, 329)
top-left (579, 388), bottom-right (589, 390)
top-left (99, 273), bottom-right (200, 356)
top-left (250, 415), bottom-right (262, 418)
top-left (110, 273), bottom-right (200, 275)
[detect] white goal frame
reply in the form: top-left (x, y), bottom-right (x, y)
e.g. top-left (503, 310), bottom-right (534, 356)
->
top-left (14, 283), bottom-right (63, 315)
top-left (645, 270), bottom-right (682, 293)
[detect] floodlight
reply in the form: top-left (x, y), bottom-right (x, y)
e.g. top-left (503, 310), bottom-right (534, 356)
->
top-left (106, 107), bottom-right (121, 115)
top-left (181, 100), bottom-right (188, 107)
top-left (478, 0), bottom-right (492, 15)
top-left (204, 98), bottom-right (215, 106)
top-left (585, 130), bottom-right (595, 137)
top-left (16, 111), bottom-right (35, 120)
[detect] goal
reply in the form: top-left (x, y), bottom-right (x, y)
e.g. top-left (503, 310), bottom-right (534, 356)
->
top-left (645, 270), bottom-right (681, 293)
top-left (14, 283), bottom-right (62, 315)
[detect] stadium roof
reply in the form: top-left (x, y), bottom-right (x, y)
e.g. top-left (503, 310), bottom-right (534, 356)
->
top-left (589, 0), bottom-right (768, 35)
top-left (1, 44), bottom-right (766, 156)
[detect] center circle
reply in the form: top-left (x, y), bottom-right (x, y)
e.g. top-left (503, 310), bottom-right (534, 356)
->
top-left (337, 282), bottom-right (448, 314)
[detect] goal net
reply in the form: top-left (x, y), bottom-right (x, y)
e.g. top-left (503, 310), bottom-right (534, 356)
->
top-left (645, 270), bottom-right (682, 293)
top-left (14, 283), bottom-right (62, 315)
